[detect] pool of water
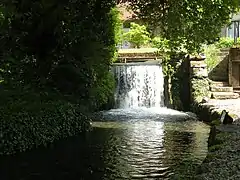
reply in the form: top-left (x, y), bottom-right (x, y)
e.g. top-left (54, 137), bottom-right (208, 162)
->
top-left (0, 108), bottom-right (210, 180)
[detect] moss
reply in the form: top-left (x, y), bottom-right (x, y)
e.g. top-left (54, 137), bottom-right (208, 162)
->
top-left (191, 78), bottom-right (210, 103)
top-left (208, 144), bottom-right (223, 152)
top-left (211, 119), bottom-right (221, 126)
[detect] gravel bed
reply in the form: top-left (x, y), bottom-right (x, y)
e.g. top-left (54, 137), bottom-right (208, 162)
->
top-left (193, 99), bottom-right (240, 179)
top-left (196, 127), bottom-right (240, 180)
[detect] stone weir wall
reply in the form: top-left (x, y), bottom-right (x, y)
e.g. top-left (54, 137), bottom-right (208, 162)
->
top-left (170, 55), bottom-right (211, 112)
top-left (189, 56), bottom-right (240, 124)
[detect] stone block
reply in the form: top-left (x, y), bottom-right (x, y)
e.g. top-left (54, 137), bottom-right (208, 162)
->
top-left (191, 78), bottom-right (210, 103)
top-left (210, 86), bottom-right (233, 92)
top-left (211, 92), bottom-right (239, 99)
top-left (210, 81), bottom-right (229, 87)
top-left (191, 67), bottom-right (208, 78)
top-left (209, 75), bottom-right (228, 81)
top-left (191, 61), bottom-right (207, 68)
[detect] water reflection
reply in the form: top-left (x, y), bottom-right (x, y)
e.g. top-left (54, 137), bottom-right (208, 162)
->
top-left (0, 108), bottom-right (210, 180)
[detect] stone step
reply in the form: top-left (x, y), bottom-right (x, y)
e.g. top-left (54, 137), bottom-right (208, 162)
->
top-left (220, 48), bottom-right (230, 53)
top-left (210, 86), bottom-right (233, 92)
top-left (217, 52), bottom-right (229, 57)
top-left (218, 55), bottom-right (229, 59)
top-left (211, 92), bottom-right (239, 99)
top-left (234, 90), bottom-right (240, 95)
top-left (210, 81), bottom-right (229, 87)
top-left (209, 76), bottom-right (228, 81)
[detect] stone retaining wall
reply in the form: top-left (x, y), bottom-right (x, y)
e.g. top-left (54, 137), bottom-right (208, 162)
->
top-left (208, 48), bottom-right (229, 82)
top-left (190, 58), bottom-right (210, 103)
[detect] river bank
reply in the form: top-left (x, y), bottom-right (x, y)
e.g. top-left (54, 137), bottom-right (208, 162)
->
top-left (193, 99), bottom-right (240, 180)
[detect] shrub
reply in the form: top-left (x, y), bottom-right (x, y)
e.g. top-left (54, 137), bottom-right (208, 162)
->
top-left (151, 36), bottom-right (170, 52)
top-left (204, 44), bottom-right (221, 72)
top-left (89, 71), bottom-right (115, 110)
top-left (0, 98), bottom-right (91, 155)
top-left (215, 37), bottom-right (234, 48)
top-left (123, 22), bottom-right (151, 48)
top-left (0, 1), bottom-right (118, 110)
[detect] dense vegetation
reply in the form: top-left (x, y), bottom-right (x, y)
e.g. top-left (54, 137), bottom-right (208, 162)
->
top-left (122, 22), bottom-right (150, 48)
top-left (128, 0), bottom-right (240, 52)
top-left (0, 0), bottom-right (120, 155)
top-left (204, 37), bottom-right (240, 71)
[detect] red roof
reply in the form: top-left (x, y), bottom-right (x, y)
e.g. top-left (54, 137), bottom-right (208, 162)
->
top-left (117, 3), bottom-right (137, 21)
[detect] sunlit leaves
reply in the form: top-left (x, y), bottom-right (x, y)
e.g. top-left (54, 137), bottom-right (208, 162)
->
top-left (128, 0), bottom-right (240, 52)
top-left (123, 22), bottom-right (150, 48)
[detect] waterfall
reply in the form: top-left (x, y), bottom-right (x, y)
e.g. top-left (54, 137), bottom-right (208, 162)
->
top-left (112, 64), bottom-right (164, 108)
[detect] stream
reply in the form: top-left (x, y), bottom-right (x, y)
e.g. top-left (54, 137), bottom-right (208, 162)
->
top-left (0, 63), bottom-right (210, 179)
top-left (0, 107), bottom-right (210, 180)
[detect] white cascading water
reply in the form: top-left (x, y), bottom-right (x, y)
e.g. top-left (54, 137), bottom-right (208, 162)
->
top-left (112, 64), bottom-right (164, 109)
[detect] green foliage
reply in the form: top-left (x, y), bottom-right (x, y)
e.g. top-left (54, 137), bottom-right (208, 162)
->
top-left (129, 0), bottom-right (240, 52)
top-left (0, 0), bottom-right (118, 109)
top-left (110, 7), bottom-right (123, 61)
top-left (204, 37), bottom-right (240, 72)
top-left (191, 78), bottom-right (210, 103)
top-left (110, 7), bottom-right (123, 46)
top-left (0, 91), bottom-right (91, 155)
top-left (151, 36), bottom-right (170, 52)
top-left (204, 44), bottom-right (221, 72)
top-left (123, 22), bottom-right (151, 48)
top-left (0, 1), bottom-right (119, 154)
top-left (215, 37), bottom-right (234, 48)
top-left (89, 71), bottom-right (115, 110)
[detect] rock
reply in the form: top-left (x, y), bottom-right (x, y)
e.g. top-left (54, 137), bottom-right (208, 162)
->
top-left (191, 78), bottom-right (210, 103)
top-left (192, 67), bottom-right (208, 78)
top-left (210, 81), bottom-right (229, 87)
top-left (210, 86), bottom-right (233, 92)
top-left (220, 110), bottom-right (233, 124)
top-left (233, 118), bottom-right (240, 125)
top-left (211, 92), bottom-right (239, 99)
top-left (201, 97), bottom-right (209, 103)
top-left (185, 112), bottom-right (198, 119)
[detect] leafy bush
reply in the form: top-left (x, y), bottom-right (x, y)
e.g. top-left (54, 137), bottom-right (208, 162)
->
top-left (123, 22), bottom-right (151, 48)
top-left (215, 37), bottom-right (234, 48)
top-left (204, 44), bottom-right (221, 72)
top-left (0, 0), bottom-right (118, 110)
top-left (0, 96), bottom-right (91, 155)
top-left (151, 36), bottom-right (170, 52)
top-left (89, 71), bottom-right (115, 110)
top-left (0, 1), bottom-right (119, 155)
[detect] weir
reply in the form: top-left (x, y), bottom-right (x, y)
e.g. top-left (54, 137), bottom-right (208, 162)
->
top-left (112, 62), bottom-right (164, 108)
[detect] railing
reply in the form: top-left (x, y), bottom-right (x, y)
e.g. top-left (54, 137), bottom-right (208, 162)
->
top-left (117, 56), bottom-right (159, 63)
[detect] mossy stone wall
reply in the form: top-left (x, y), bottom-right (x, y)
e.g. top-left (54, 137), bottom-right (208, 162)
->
top-left (168, 56), bottom-right (210, 111)
top-left (190, 58), bottom-right (210, 104)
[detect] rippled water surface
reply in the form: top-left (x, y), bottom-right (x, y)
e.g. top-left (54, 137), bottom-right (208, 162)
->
top-left (1, 108), bottom-right (210, 180)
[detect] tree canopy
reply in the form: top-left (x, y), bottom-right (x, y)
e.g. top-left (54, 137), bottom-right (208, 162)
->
top-left (0, 0), bottom-right (118, 109)
top-left (127, 0), bottom-right (240, 52)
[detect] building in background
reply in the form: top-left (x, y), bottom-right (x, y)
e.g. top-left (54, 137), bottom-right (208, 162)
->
top-left (117, 2), bottom-right (138, 49)
top-left (221, 13), bottom-right (240, 42)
